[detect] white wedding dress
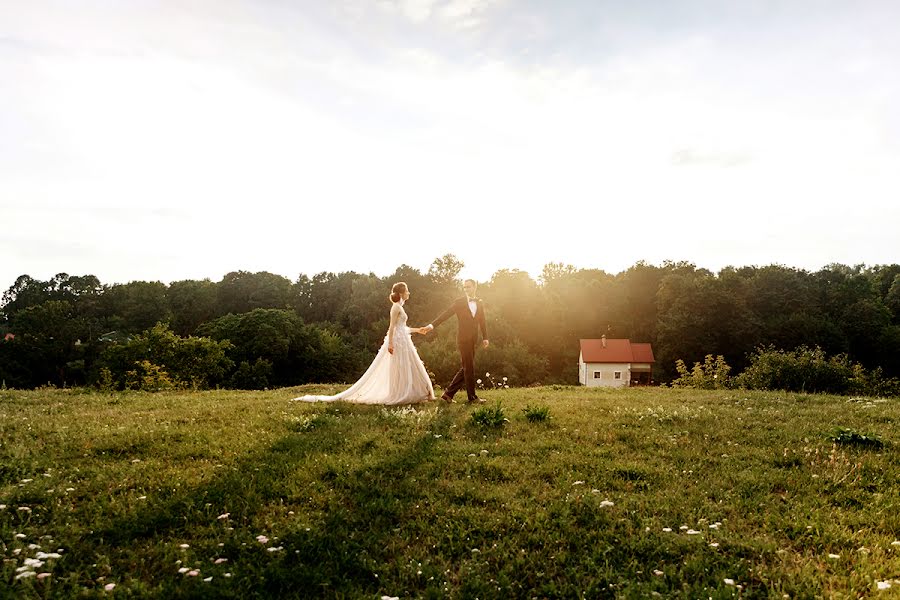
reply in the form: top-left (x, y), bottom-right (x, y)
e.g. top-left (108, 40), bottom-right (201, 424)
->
top-left (292, 301), bottom-right (434, 405)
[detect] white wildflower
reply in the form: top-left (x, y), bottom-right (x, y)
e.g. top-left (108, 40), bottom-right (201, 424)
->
top-left (256, 535), bottom-right (269, 544)
top-left (662, 527), bottom-right (672, 532)
top-left (686, 529), bottom-right (701, 535)
top-left (15, 571), bottom-right (37, 580)
top-left (187, 570), bottom-right (200, 576)
top-left (724, 578), bottom-right (735, 585)
top-left (178, 567), bottom-right (189, 574)
top-left (15, 533), bottom-right (26, 539)
top-left (217, 513), bottom-right (230, 520)
top-left (104, 583), bottom-right (116, 591)
top-left (599, 500), bottom-right (615, 508)
top-left (37, 572), bottom-right (52, 580)
top-left (203, 576), bottom-right (213, 582)
top-left (572, 481), bottom-right (584, 486)
top-left (215, 558), bottom-right (228, 564)
top-left (828, 553), bottom-right (840, 559)
top-left (877, 581), bottom-right (892, 590)
top-left (709, 542), bottom-right (720, 548)
top-left (653, 569), bottom-right (664, 576)
top-left (179, 544), bottom-right (190, 549)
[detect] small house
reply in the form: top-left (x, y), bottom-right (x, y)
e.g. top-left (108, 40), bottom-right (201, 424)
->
top-left (578, 336), bottom-right (655, 387)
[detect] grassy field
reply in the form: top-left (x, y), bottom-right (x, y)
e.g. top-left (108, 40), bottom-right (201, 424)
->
top-left (1, 384), bottom-right (898, 599)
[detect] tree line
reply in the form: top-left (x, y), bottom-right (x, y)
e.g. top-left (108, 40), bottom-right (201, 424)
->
top-left (1, 256), bottom-right (899, 391)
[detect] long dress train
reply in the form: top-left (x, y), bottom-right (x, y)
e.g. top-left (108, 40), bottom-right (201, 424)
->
top-left (292, 303), bottom-right (434, 405)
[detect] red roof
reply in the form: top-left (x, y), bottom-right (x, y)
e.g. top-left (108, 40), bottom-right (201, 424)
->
top-left (580, 338), bottom-right (655, 363)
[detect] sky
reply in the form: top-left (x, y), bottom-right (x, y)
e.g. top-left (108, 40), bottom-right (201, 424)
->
top-left (2, 0), bottom-right (899, 289)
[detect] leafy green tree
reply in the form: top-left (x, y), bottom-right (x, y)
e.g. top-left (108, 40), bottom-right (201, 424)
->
top-left (656, 272), bottom-right (757, 380)
top-left (216, 271), bottom-right (293, 316)
top-left (2, 275), bottom-right (49, 320)
top-left (97, 323), bottom-right (233, 389)
top-left (428, 254), bottom-right (465, 287)
top-left (9, 300), bottom-right (89, 386)
top-left (99, 281), bottom-right (171, 333)
top-left (198, 309), bottom-right (360, 386)
top-left (167, 279), bottom-right (217, 335)
top-left (885, 274), bottom-right (900, 324)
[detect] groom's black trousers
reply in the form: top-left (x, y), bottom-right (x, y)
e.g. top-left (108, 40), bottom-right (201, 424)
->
top-left (446, 337), bottom-right (477, 401)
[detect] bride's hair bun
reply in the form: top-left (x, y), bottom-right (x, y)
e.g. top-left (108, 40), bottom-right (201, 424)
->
top-left (390, 281), bottom-right (408, 303)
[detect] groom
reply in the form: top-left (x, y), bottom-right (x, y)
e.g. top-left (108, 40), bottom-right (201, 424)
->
top-left (422, 279), bottom-right (489, 404)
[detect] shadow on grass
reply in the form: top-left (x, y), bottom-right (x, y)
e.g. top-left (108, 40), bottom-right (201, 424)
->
top-left (75, 405), bottom-right (456, 598)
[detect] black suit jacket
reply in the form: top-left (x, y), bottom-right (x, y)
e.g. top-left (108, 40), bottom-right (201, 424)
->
top-left (432, 297), bottom-right (488, 343)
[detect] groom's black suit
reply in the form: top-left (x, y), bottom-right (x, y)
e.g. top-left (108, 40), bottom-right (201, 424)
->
top-left (431, 296), bottom-right (488, 402)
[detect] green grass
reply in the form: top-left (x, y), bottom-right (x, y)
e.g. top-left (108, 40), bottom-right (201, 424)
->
top-left (1, 386), bottom-right (898, 598)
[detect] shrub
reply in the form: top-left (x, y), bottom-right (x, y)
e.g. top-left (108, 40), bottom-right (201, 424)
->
top-left (522, 404), bottom-right (551, 422)
top-left (96, 323), bottom-right (233, 390)
top-left (671, 354), bottom-right (732, 389)
top-left (229, 358), bottom-right (274, 390)
top-left (125, 360), bottom-right (175, 391)
top-left (470, 402), bottom-right (508, 428)
top-left (734, 345), bottom-right (899, 396)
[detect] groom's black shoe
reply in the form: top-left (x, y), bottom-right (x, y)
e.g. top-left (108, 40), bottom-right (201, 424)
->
top-left (466, 396), bottom-right (485, 404)
top-left (441, 393), bottom-right (454, 403)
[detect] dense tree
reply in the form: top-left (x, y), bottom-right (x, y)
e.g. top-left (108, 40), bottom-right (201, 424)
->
top-left (216, 271), bottom-right (293, 316)
top-left (167, 279), bottom-right (217, 335)
top-left (99, 281), bottom-right (171, 333)
top-left (197, 309), bottom-right (362, 387)
top-left (4, 259), bottom-right (900, 389)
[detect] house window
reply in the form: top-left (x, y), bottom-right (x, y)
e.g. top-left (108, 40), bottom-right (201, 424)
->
top-left (614, 371), bottom-right (622, 380)
top-left (593, 372), bottom-right (602, 379)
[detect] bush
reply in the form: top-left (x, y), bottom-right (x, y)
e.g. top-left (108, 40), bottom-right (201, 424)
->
top-left (96, 323), bottom-right (233, 390)
top-left (671, 354), bottom-right (732, 389)
top-left (470, 402), bottom-right (509, 428)
top-left (735, 346), bottom-right (851, 394)
top-left (733, 345), bottom-right (899, 396)
top-left (229, 358), bottom-right (274, 390)
top-left (522, 404), bottom-right (551, 422)
top-left (125, 360), bottom-right (175, 391)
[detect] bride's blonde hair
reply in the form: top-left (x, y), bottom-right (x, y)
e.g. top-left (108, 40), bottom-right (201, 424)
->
top-left (389, 282), bottom-right (408, 303)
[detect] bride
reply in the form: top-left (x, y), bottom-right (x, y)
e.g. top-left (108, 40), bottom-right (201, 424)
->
top-left (292, 282), bottom-right (435, 405)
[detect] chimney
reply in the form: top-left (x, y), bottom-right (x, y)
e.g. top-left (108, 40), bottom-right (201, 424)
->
top-left (601, 334), bottom-right (607, 348)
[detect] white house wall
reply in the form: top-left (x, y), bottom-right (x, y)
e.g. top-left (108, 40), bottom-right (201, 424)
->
top-left (579, 362), bottom-right (630, 388)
